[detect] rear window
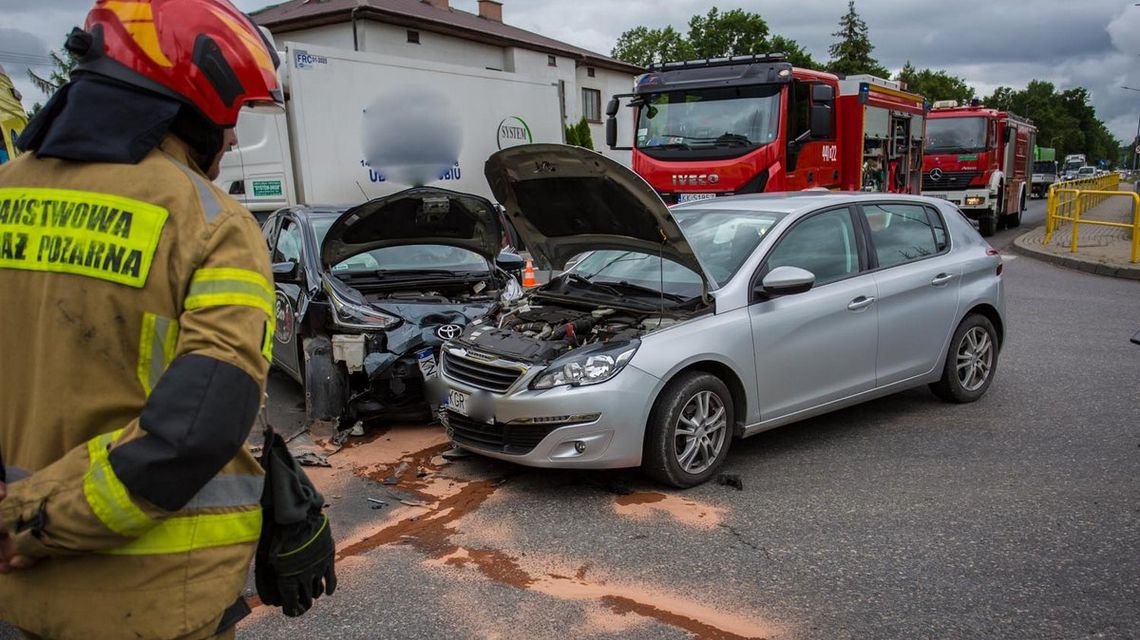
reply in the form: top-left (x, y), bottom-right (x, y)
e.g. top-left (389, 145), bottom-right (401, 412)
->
top-left (862, 203), bottom-right (944, 268)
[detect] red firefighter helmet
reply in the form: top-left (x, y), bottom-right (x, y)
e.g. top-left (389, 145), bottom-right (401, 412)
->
top-left (75, 0), bottom-right (282, 127)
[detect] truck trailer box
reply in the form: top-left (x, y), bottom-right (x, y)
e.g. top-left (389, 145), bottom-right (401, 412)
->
top-left (218, 43), bottom-right (564, 213)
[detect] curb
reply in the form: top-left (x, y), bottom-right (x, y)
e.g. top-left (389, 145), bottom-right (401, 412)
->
top-left (1011, 228), bottom-right (1140, 280)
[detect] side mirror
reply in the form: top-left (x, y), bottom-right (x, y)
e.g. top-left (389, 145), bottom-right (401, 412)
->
top-left (810, 104), bottom-right (833, 139)
top-left (272, 261), bottom-right (299, 283)
top-left (760, 266), bottom-right (815, 296)
top-left (811, 83), bottom-right (835, 103)
top-left (495, 252), bottom-right (526, 277)
top-left (605, 117), bottom-right (617, 148)
top-left (605, 97), bottom-right (620, 117)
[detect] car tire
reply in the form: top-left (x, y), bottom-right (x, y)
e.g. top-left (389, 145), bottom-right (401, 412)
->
top-left (929, 314), bottom-right (999, 404)
top-left (1005, 189), bottom-right (1024, 228)
top-left (643, 372), bottom-right (734, 488)
top-left (304, 337), bottom-right (348, 423)
top-left (979, 212), bottom-right (998, 237)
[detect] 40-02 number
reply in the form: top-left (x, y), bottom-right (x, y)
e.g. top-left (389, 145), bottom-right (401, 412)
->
top-left (821, 145), bottom-right (838, 162)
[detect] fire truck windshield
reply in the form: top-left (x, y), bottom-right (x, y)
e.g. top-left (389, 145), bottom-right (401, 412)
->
top-left (925, 117), bottom-right (988, 154)
top-left (635, 85), bottom-right (781, 152)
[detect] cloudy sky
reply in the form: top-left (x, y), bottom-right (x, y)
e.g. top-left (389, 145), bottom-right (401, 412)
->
top-left (3, 0), bottom-right (1139, 141)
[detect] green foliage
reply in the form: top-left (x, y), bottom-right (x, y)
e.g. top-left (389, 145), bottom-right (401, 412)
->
top-left (611, 25), bottom-right (694, 68)
top-left (26, 42), bottom-right (77, 99)
top-left (982, 81), bottom-right (1121, 166)
top-left (895, 61), bottom-right (974, 104)
top-left (564, 121), bottom-right (579, 146)
top-left (827, 1), bottom-right (890, 78)
top-left (610, 7), bottom-right (816, 70)
top-left (25, 102), bottom-right (43, 120)
top-left (575, 117), bottom-right (594, 150)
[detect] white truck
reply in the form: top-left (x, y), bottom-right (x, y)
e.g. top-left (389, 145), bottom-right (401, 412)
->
top-left (217, 42), bottom-right (564, 217)
top-left (1061, 154), bottom-right (1086, 181)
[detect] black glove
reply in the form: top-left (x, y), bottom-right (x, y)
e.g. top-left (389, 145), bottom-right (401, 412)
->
top-left (256, 426), bottom-right (337, 617)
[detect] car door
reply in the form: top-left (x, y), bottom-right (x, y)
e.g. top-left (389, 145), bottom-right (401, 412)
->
top-left (270, 215), bottom-right (305, 380)
top-left (749, 206), bottom-right (878, 419)
top-left (858, 202), bottom-right (961, 386)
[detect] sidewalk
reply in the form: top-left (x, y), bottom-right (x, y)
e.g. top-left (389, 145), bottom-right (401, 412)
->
top-left (1012, 184), bottom-right (1140, 280)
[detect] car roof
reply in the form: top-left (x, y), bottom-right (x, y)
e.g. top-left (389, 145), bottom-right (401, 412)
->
top-left (671, 191), bottom-right (946, 217)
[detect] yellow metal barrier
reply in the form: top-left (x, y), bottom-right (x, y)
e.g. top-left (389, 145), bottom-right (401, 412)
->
top-left (1044, 173), bottom-right (1140, 263)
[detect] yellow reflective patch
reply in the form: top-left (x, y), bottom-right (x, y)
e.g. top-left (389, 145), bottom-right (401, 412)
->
top-left (0, 188), bottom-right (168, 287)
top-left (261, 319), bottom-right (274, 363)
top-left (83, 429), bottom-right (154, 538)
top-left (185, 268), bottom-right (275, 317)
top-left (137, 312), bottom-right (179, 395)
top-left (101, 508), bottom-right (263, 555)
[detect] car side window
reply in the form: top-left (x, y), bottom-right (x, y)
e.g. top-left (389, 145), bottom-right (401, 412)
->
top-left (261, 216), bottom-right (277, 252)
top-left (274, 219), bottom-right (303, 265)
top-left (861, 203), bottom-right (940, 269)
top-left (765, 207), bottom-right (859, 285)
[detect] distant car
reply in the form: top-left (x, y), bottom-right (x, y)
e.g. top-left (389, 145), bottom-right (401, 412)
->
top-left (262, 187), bottom-right (524, 423)
top-left (1077, 166), bottom-right (1097, 179)
top-left (439, 145), bottom-right (1006, 487)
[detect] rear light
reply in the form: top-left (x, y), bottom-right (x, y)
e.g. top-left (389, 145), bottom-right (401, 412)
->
top-left (986, 248), bottom-right (1003, 275)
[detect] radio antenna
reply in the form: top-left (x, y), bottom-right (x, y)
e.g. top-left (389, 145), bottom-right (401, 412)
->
top-left (355, 181), bottom-right (370, 203)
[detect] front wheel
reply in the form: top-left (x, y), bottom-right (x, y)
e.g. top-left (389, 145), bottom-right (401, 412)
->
top-left (643, 372), bottom-right (734, 488)
top-left (929, 314), bottom-right (999, 403)
top-left (978, 212), bottom-right (998, 237)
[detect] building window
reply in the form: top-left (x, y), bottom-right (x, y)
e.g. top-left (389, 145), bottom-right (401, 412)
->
top-left (548, 55), bottom-right (557, 67)
top-left (407, 30), bottom-right (420, 44)
top-left (587, 67), bottom-right (596, 78)
top-left (582, 88), bottom-right (601, 123)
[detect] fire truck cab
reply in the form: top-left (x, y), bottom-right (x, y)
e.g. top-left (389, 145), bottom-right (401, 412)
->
top-left (921, 101), bottom-right (1036, 237)
top-left (604, 54), bottom-right (928, 204)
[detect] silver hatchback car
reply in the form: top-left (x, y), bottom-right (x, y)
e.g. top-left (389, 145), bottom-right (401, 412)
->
top-left (440, 145), bottom-right (1005, 487)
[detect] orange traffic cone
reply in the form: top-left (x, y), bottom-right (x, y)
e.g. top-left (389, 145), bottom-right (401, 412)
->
top-left (522, 257), bottom-right (538, 288)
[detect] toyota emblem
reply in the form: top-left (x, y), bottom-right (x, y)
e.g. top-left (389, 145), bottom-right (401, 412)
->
top-left (929, 168), bottom-right (944, 181)
top-left (436, 324), bottom-right (463, 340)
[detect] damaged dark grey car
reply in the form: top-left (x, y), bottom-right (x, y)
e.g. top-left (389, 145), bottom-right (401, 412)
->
top-left (261, 187), bottom-right (524, 423)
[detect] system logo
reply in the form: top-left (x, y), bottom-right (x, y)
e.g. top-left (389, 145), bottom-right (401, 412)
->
top-left (497, 116), bottom-right (533, 150)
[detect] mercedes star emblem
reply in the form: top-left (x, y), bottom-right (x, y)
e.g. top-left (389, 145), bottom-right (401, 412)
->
top-left (436, 324), bottom-right (463, 340)
top-left (929, 167), bottom-right (944, 181)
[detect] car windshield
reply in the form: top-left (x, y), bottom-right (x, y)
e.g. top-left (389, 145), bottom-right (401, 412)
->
top-left (312, 218), bottom-right (488, 274)
top-left (925, 117), bottom-right (988, 154)
top-left (1078, 167), bottom-right (1095, 175)
top-left (673, 208), bottom-right (785, 286)
top-left (636, 85), bottom-right (781, 151)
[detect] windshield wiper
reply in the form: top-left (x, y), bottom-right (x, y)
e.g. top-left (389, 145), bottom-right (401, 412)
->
top-left (370, 269), bottom-right (485, 280)
top-left (599, 280), bottom-right (689, 303)
top-left (561, 272), bottom-right (623, 297)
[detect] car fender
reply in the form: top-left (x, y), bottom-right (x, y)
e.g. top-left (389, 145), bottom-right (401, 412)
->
top-left (629, 306), bottom-right (759, 428)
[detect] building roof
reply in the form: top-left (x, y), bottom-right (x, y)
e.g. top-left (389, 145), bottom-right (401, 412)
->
top-left (251, 0), bottom-right (643, 75)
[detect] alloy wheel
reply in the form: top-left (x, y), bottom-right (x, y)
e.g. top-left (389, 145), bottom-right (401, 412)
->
top-left (956, 326), bottom-right (994, 392)
top-left (674, 390), bottom-right (728, 475)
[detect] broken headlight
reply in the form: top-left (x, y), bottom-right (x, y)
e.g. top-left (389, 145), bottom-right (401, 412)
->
top-left (325, 284), bottom-right (400, 330)
top-left (531, 340), bottom-right (639, 389)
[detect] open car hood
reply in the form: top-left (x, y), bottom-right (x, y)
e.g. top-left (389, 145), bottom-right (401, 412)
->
top-left (320, 186), bottom-right (502, 270)
top-left (484, 144), bottom-right (709, 287)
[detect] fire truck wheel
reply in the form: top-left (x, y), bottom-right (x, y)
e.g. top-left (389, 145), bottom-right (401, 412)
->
top-left (979, 212), bottom-right (997, 237)
top-left (1006, 190), bottom-right (1025, 228)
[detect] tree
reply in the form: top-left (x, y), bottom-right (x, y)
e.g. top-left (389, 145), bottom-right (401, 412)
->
top-left (611, 25), bottom-right (693, 68)
top-left (895, 62), bottom-right (974, 104)
top-left (827, 1), bottom-right (890, 78)
top-left (575, 117), bottom-right (594, 150)
top-left (25, 38), bottom-right (78, 119)
top-left (686, 7), bottom-right (769, 59)
top-left (982, 81), bottom-right (1120, 166)
top-left (611, 7), bottom-right (816, 70)
top-left (564, 121), bottom-right (580, 146)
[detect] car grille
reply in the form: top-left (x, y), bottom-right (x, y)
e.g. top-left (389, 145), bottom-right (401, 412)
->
top-left (440, 350), bottom-right (524, 393)
top-left (445, 411), bottom-right (562, 455)
top-left (922, 170), bottom-right (982, 191)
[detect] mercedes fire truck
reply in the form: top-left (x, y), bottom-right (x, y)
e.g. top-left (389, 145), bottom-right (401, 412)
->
top-left (604, 54), bottom-right (929, 203)
top-left (921, 100), bottom-right (1036, 236)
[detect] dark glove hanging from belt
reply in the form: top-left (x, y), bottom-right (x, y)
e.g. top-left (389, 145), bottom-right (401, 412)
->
top-left (255, 424), bottom-right (337, 617)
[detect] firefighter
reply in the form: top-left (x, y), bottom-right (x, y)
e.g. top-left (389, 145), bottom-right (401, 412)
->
top-left (0, 1), bottom-right (334, 638)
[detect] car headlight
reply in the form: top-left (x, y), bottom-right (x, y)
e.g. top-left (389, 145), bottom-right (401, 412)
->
top-left (325, 281), bottom-right (400, 330)
top-left (531, 340), bottom-right (639, 389)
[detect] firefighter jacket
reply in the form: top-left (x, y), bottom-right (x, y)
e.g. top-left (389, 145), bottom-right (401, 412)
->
top-left (0, 134), bottom-right (275, 639)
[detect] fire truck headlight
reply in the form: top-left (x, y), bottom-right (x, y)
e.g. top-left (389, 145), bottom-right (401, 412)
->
top-left (965, 196), bottom-right (985, 206)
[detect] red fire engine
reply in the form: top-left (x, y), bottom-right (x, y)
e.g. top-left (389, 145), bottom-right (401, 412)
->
top-left (921, 101), bottom-right (1036, 236)
top-left (604, 54), bottom-right (929, 203)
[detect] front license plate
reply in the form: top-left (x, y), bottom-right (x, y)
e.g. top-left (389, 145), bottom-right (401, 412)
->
top-left (677, 193), bottom-right (717, 203)
top-left (446, 389), bottom-right (470, 416)
top-left (415, 347), bottom-right (438, 380)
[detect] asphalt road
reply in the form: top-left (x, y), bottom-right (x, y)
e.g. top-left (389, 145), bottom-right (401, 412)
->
top-left (6, 197), bottom-right (1139, 639)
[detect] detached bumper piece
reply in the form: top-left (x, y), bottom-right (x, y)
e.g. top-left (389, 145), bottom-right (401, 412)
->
top-left (444, 411), bottom-right (563, 455)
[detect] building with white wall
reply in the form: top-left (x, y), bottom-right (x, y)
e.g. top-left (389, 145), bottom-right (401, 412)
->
top-left (252, 0), bottom-right (642, 165)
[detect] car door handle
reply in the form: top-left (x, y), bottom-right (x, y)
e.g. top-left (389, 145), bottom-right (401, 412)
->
top-left (847, 296), bottom-right (875, 311)
top-left (931, 273), bottom-right (955, 286)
